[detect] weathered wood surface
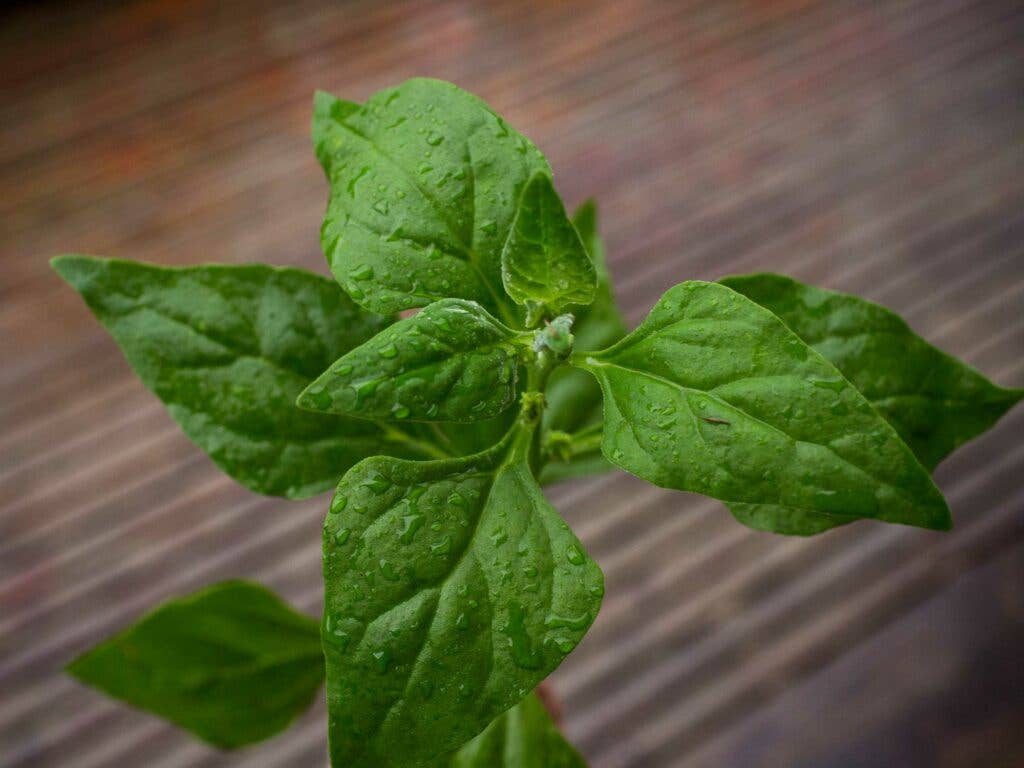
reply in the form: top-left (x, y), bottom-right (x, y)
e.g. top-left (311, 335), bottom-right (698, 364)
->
top-left (1, 0), bottom-right (1022, 766)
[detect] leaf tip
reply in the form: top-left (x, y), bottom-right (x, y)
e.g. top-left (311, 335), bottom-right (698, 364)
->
top-left (51, 253), bottom-right (103, 287)
top-left (919, 497), bottom-right (953, 532)
top-left (294, 385), bottom-right (324, 413)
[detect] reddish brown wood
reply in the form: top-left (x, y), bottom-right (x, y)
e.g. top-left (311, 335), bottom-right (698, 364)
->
top-left (1, 1), bottom-right (1022, 766)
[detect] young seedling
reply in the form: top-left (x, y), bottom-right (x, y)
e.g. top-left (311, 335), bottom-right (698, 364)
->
top-left (54, 78), bottom-right (1022, 767)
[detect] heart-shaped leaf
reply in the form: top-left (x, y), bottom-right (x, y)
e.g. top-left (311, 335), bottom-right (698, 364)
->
top-left (52, 256), bottom-right (444, 498)
top-left (67, 581), bottom-right (323, 748)
top-left (322, 428), bottom-right (603, 766)
top-left (574, 281), bottom-right (951, 532)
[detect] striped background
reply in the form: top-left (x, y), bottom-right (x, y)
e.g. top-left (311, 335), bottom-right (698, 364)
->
top-left (2, 0), bottom-right (1022, 765)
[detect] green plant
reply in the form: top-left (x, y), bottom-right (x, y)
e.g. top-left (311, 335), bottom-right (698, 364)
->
top-left (53, 78), bottom-right (1021, 767)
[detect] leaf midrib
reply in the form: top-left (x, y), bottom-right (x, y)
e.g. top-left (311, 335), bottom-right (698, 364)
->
top-left (584, 357), bottom-right (941, 514)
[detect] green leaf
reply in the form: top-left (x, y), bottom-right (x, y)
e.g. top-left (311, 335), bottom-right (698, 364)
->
top-left (299, 299), bottom-right (526, 422)
top-left (574, 281), bottom-right (951, 532)
top-left (321, 428), bottom-right (603, 767)
top-left (501, 173), bottom-right (597, 321)
top-left (67, 581), bottom-right (323, 749)
top-left (719, 273), bottom-right (1022, 536)
top-left (313, 79), bottom-right (551, 321)
top-left (720, 273), bottom-right (1024, 470)
top-left (542, 200), bottom-right (628, 479)
top-left (435, 691), bottom-right (586, 767)
top-left (52, 256), bottom-right (448, 498)
top-left (727, 503), bottom-right (849, 536)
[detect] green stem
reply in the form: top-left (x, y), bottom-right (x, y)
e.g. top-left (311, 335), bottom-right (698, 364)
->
top-left (381, 425), bottom-right (452, 461)
top-left (428, 423), bottom-right (457, 452)
top-left (567, 431), bottom-right (603, 455)
top-left (569, 421), bottom-right (603, 442)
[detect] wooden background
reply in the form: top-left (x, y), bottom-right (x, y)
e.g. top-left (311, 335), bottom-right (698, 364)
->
top-left (2, 0), bottom-right (1023, 766)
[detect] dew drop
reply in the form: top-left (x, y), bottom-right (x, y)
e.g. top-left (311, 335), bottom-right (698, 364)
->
top-left (544, 611), bottom-right (591, 630)
top-left (306, 388), bottom-right (333, 410)
top-left (431, 535), bottom-right (452, 556)
top-left (503, 602), bottom-right (542, 670)
top-left (354, 378), bottom-right (380, 401)
top-left (351, 264), bottom-right (374, 281)
top-left (399, 513), bottom-right (424, 544)
top-left (810, 378), bottom-right (845, 393)
top-left (361, 473), bottom-right (390, 493)
top-left (328, 629), bottom-right (351, 651)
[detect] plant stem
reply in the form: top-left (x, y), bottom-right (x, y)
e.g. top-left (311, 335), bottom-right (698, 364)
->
top-left (381, 425), bottom-right (452, 461)
top-left (567, 431), bottom-right (603, 455)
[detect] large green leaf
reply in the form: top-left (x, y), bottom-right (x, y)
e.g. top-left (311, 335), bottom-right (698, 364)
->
top-left (574, 281), bottom-right (951, 532)
top-left (720, 273), bottom-right (1022, 536)
top-left (501, 173), bottom-right (596, 321)
top-left (67, 581), bottom-right (323, 748)
top-left (321, 427), bottom-right (603, 767)
top-left (721, 273), bottom-right (1023, 470)
top-left (542, 200), bottom-right (627, 483)
top-left (313, 79), bottom-right (550, 322)
top-left (299, 299), bottom-right (527, 422)
top-left (436, 691), bottom-right (586, 767)
top-left (52, 256), bottom-right (447, 498)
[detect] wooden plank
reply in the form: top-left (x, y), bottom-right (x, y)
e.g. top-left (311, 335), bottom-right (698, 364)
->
top-left (1, 0), bottom-right (1022, 766)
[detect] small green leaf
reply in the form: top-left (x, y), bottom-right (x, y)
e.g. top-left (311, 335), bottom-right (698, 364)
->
top-left (322, 429), bottom-right (603, 767)
top-left (539, 450), bottom-right (611, 487)
top-left (543, 200), bottom-right (628, 473)
top-left (720, 273), bottom-right (1024, 470)
top-left (52, 256), bottom-right (446, 498)
top-left (299, 299), bottom-right (525, 422)
top-left (501, 174), bottom-right (597, 321)
top-left (67, 581), bottom-right (323, 749)
top-left (313, 79), bottom-right (550, 321)
top-left (575, 281), bottom-right (951, 532)
top-left (435, 691), bottom-right (587, 767)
